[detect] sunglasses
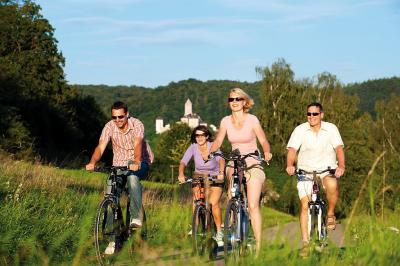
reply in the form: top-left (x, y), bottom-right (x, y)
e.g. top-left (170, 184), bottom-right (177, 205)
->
top-left (228, 97), bottom-right (244, 102)
top-left (112, 115), bottom-right (126, 120)
top-left (195, 133), bottom-right (206, 138)
top-left (307, 112), bottom-right (320, 116)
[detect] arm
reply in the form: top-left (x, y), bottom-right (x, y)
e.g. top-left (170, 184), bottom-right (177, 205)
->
top-left (178, 162), bottom-right (186, 183)
top-left (335, 145), bottom-right (345, 177)
top-left (217, 157), bottom-right (225, 180)
top-left (178, 145), bottom-right (193, 183)
top-left (253, 122), bottom-right (272, 161)
top-left (210, 121), bottom-right (227, 153)
top-left (129, 136), bottom-right (143, 171)
top-left (286, 147), bottom-right (297, 175)
top-left (86, 139), bottom-right (108, 170)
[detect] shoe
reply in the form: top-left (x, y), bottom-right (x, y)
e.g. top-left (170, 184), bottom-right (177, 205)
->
top-left (104, 242), bottom-right (115, 255)
top-left (299, 241), bottom-right (310, 258)
top-left (213, 230), bottom-right (224, 247)
top-left (130, 218), bottom-right (142, 228)
top-left (327, 215), bottom-right (336, 230)
top-left (188, 229), bottom-right (192, 236)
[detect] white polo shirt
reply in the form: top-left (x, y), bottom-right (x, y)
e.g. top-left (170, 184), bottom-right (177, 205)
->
top-left (287, 121), bottom-right (344, 172)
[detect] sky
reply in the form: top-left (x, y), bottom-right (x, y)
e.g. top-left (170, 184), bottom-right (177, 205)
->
top-left (37, 0), bottom-right (400, 88)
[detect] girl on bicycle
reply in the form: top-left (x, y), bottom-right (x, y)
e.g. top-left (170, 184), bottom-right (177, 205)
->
top-left (210, 88), bottom-right (272, 254)
top-left (178, 125), bottom-right (225, 246)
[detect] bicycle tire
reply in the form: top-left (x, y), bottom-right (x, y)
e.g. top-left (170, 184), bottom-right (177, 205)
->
top-left (224, 200), bottom-right (240, 260)
top-left (309, 205), bottom-right (319, 242)
top-left (94, 198), bottom-right (120, 265)
top-left (207, 209), bottom-right (218, 260)
top-left (192, 204), bottom-right (207, 255)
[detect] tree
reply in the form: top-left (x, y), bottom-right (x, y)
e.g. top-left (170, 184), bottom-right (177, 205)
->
top-left (150, 123), bottom-right (192, 182)
top-left (256, 58), bottom-right (312, 164)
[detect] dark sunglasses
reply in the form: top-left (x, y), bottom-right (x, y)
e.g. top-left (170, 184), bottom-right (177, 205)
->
top-left (112, 115), bottom-right (126, 120)
top-left (307, 112), bottom-right (320, 116)
top-left (195, 133), bottom-right (206, 137)
top-left (228, 97), bottom-right (244, 102)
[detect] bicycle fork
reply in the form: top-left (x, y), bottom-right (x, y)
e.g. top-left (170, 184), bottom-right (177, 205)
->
top-left (308, 204), bottom-right (323, 241)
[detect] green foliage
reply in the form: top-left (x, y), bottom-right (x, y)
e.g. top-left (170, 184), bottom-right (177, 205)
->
top-left (150, 123), bottom-right (192, 182)
top-left (256, 58), bottom-right (313, 164)
top-left (0, 1), bottom-right (106, 164)
top-left (344, 77), bottom-right (400, 116)
top-left (78, 79), bottom-right (261, 141)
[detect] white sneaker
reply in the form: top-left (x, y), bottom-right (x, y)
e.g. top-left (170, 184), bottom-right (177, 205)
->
top-left (214, 230), bottom-right (224, 247)
top-left (104, 242), bottom-right (115, 255)
top-left (130, 218), bottom-right (142, 228)
top-left (188, 229), bottom-right (192, 236)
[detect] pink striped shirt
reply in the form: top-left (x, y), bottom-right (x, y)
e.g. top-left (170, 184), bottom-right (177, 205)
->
top-left (100, 117), bottom-right (152, 166)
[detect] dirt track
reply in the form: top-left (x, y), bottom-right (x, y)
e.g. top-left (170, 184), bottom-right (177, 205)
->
top-left (126, 221), bottom-right (347, 265)
top-left (263, 221), bottom-right (346, 248)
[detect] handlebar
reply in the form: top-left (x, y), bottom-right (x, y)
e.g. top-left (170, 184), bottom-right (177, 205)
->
top-left (179, 175), bottom-right (224, 185)
top-left (295, 167), bottom-right (336, 181)
top-left (92, 166), bottom-right (128, 173)
top-left (208, 149), bottom-right (269, 165)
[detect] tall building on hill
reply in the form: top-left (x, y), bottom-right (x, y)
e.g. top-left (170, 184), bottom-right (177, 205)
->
top-left (155, 98), bottom-right (216, 134)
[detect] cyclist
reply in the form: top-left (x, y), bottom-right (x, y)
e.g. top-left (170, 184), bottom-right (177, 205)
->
top-left (210, 88), bottom-right (272, 255)
top-left (178, 125), bottom-right (225, 246)
top-left (286, 102), bottom-right (345, 257)
top-left (86, 101), bottom-right (153, 255)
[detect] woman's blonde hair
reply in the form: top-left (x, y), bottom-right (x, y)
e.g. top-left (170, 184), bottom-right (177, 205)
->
top-left (230, 88), bottom-right (254, 112)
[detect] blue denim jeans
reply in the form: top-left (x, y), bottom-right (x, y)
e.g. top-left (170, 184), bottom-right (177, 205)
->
top-left (115, 162), bottom-right (149, 221)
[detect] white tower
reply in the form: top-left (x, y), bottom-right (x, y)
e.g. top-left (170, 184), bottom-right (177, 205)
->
top-left (155, 117), bottom-right (164, 134)
top-left (184, 99), bottom-right (192, 116)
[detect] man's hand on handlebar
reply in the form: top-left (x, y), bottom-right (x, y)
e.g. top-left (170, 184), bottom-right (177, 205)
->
top-left (286, 165), bottom-right (296, 176)
top-left (86, 163), bottom-right (95, 171)
top-left (335, 166), bottom-right (345, 178)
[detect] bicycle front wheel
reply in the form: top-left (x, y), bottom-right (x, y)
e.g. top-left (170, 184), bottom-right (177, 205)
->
top-left (94, 198), bottom-right (119, 264)
top-left (224, 200), bottom-right (240, 260)
top-left (192, 204), bottom-right (207, 255)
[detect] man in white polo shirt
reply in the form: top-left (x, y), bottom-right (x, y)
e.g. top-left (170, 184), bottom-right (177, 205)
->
top-left (286, 102), bottom-right (345, 256)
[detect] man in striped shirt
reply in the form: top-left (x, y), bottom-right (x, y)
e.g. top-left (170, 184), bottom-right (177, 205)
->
top-left (86, 101), bottom-right (152, 254)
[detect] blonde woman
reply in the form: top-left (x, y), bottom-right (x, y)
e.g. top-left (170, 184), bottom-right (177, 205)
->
top-left (210, 88), bottom-right (272, 254)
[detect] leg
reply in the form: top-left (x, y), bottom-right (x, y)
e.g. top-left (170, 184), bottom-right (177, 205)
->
top-left (246, 173), bottom-right (264, 254)
top-left (208, 186), bottom-right (223, 231)
top-left (299, 196), bottom-right (310, 242)
top-left (323, 176), bottom-right (338, 229)
top-left (127, 174), bottom-right (142, 225)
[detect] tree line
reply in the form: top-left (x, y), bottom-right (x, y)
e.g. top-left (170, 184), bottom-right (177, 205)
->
top-left (0, 0), bottom-right (105, 165)
top-left (1, 0), bottom-right (398, 217)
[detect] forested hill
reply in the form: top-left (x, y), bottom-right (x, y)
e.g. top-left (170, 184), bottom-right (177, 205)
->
top-left (77, 77), bottom-right (400, 138)
top-left (344, 77), bottom-right (400, 115)
top-left (77, 79), bottom-right (261, 139)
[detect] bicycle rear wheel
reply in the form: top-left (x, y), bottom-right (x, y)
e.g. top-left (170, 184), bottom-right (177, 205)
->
top-left (224, 200), bottom-right (240, 260)
top-left (192, 204), bottom-right (207, 255)
top-left (94, 198), bottom-right (121, 265)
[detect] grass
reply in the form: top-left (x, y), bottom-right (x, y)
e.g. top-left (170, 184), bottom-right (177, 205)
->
top-left (0, 153), bottom-right (399, 265)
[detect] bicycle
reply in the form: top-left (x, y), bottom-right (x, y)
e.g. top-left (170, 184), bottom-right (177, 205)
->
top-left (93, 166), bottom-right (147, 265)
top-left (180, 174), bottom-right (224, 259)
top-left (295, 167), bottom-right (336, 250)
top-left (210, 149), bottom-right (267, 260)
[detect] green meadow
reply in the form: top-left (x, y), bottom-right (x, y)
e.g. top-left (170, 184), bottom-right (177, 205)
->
top-left (1, 153), bottom-right (399, 265)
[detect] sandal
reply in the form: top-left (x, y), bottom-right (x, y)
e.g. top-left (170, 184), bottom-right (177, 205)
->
top-left (326, 215), bottom-right (336, 230)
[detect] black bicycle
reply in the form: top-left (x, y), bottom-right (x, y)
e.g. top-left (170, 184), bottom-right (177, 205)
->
top-left (181, 174), bottom-right (224, 259)
top-left (295, 167), bottom-right (336, 250)
top-left (210, 149), bottom-right (267, 260)
top-left (93, 166), bottom-right (146, 265)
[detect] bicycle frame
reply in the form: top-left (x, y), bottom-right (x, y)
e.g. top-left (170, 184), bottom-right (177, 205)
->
top-left (211, 149), bottom-right (266, 259)
top-left (296, 168), bottom-right (335, 243)
top-left (183, 174), bottom-right (222, 257)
